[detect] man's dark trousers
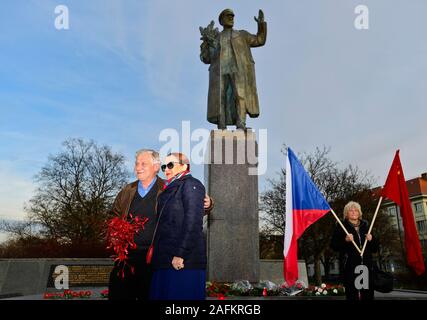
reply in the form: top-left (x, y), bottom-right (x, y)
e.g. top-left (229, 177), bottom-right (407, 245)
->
top-left (108, 250), bottom-right (152, 300)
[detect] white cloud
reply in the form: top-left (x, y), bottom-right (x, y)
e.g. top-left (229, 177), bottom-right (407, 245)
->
top-left (0, 162), bottom-right (35, 221)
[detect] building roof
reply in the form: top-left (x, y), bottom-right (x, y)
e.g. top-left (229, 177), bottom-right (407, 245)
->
top-left (372, 173), bottom-right (427, 202)
top-left (407, 174), bottom-right (427, 197)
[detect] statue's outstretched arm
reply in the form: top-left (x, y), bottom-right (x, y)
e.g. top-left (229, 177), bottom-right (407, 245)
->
top-left (249, 9), bottom-right (267, 47)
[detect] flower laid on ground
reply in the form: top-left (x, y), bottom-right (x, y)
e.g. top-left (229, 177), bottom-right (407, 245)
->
top-left (206, 281), bottom-right (286, 298)
top-left (106, 213), bottom-right (148, 278)
top-left (206, 281), bottom-right (231, 298)
top-left (44, 290), bottom-right (92, 299)
top-left (279, 280), bottom-right (306, 296)
top-left (100, 289), bottom-right (109, 299)
top-left (44, 293), bottom-right (61, 299)
top-left (204, 280), bottom-right (346, 298)
top-left (300, 283), bottom-right (345, 296)
top-left (280, 280), bottom-right (306, 290)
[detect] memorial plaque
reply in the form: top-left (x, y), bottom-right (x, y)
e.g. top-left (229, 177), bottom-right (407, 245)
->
top-left (47, 264), bottom-right (113, 288)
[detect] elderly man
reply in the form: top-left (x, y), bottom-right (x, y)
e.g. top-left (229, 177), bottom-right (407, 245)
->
top-left (200, 8), bottom-right (267, 130)
top-left (108, 149), bottom-right (213, 300)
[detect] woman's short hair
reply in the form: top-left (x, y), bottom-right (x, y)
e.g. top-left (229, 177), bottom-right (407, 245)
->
top-left (343, 201), bottom-right (363, 220)
top-left (168, 152), bottom-right (190, 171)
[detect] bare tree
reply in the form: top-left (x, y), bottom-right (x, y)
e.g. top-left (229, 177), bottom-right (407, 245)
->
top-left (0, 219), bottom-right (36, 239)
top-left (12, 138), bottom-right (129, 245)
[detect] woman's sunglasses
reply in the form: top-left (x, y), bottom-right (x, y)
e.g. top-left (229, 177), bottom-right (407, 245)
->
top-left (161, 161), bottom-right (181, 172)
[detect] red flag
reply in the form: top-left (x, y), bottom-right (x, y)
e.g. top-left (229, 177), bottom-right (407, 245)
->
top-left (381, 150), bottom-right (425, 275)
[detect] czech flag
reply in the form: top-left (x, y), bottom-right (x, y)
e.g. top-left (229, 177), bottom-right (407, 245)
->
top-left (284, 148), bottom-right (331, 286)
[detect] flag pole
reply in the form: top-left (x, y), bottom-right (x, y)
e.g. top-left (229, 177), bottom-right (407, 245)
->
top-left (330, 208), bottom-right (362, 254)
top-left (360, 196), bottom-right (383, 257)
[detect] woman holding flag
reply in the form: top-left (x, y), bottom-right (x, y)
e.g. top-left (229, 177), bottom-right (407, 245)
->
top-left (330, 201), bottom-right (379, 300)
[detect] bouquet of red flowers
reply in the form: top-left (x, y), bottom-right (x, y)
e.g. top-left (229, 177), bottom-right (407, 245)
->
top-left (106, 213), bottom-right (148, 278)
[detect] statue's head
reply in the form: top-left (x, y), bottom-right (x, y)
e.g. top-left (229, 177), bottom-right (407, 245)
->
top-left (219, 8), bottom-right (234, 28)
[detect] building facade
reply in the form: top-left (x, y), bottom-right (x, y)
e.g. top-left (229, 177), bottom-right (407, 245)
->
top-left (380, 172), bottom-right (427, 271)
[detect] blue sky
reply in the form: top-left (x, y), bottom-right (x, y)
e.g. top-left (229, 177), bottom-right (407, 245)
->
top-left (1, 0), bottom-right (427, 226)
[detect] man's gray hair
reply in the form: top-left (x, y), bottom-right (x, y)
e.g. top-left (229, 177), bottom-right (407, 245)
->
top-left (135, 149), bottom-right (160, 164)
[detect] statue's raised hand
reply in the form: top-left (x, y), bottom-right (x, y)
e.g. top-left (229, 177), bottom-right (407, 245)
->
top-left (254, 9), bottom-right (264, 24)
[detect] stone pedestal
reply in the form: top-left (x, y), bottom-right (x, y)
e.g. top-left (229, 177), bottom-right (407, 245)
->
top-left (205, 130), bottom-right (259, 283)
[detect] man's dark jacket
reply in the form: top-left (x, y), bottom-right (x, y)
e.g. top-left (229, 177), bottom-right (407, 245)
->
top-left (110, 176), bottom-right (165, 252)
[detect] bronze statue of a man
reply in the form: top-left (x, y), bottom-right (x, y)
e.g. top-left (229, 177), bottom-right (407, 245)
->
top-left (200, 9), bottom-right (267, 130)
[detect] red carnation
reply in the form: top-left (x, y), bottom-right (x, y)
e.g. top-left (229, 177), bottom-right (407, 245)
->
top-left (106, 213), bottom-right (148, 278)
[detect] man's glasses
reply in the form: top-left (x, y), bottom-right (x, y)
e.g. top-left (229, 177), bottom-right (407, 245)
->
top-left (161, 162), bottom-right (181, 172)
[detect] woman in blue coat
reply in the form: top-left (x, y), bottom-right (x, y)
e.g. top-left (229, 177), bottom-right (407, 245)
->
top-left (149, 152), bottom-right (207, 300)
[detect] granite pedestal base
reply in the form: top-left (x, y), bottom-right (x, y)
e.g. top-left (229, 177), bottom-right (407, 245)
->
top-left (205, 130), bottom-right (259, 283)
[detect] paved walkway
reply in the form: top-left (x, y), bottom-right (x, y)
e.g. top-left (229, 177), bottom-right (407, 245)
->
top-left (375, 289), bottom-right (427, 299)
top-left (2, 288), bottom-right (427, 300)
top-left (2, 287), bottom-right (108, 300)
